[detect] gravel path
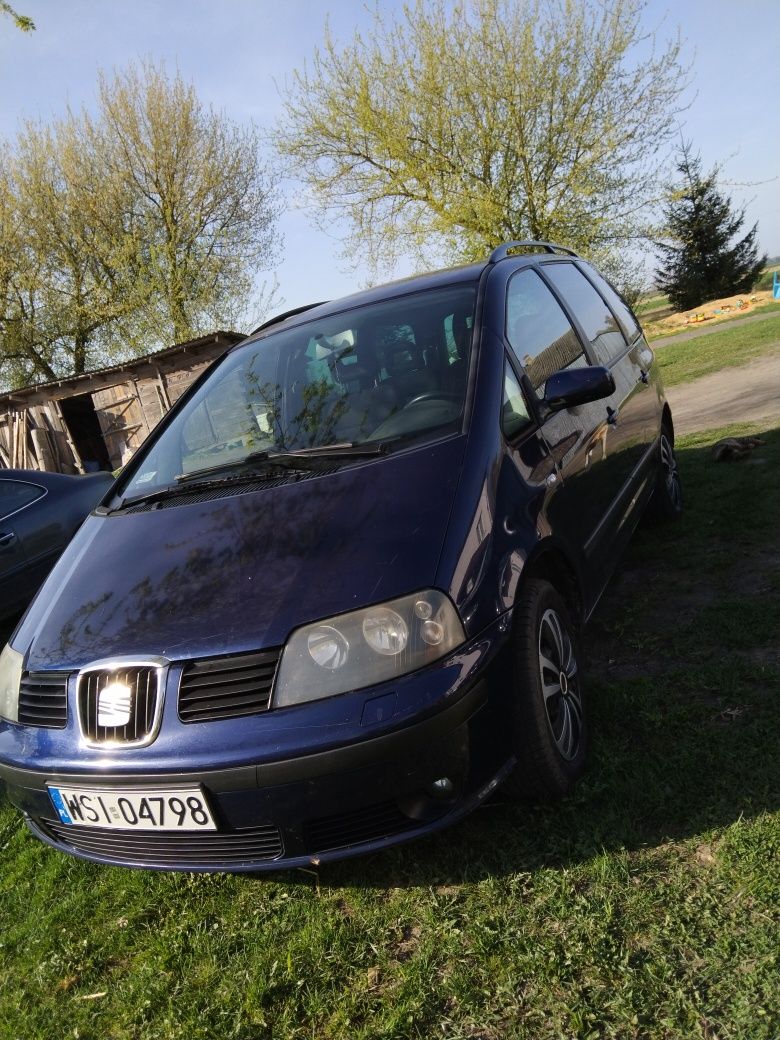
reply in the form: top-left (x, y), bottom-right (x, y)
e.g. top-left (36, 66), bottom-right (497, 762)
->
top-left (665, 344), bottom-right (780, 435)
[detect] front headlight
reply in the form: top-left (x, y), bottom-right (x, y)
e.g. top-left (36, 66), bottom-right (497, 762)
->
top-left (274, 590), bottom-right (465, 707)
top-left (0, 644), bottom-right (24, 724)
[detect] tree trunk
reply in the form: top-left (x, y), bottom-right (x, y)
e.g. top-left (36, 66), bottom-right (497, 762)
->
top-left (74, 333), bottom-right (87, 374)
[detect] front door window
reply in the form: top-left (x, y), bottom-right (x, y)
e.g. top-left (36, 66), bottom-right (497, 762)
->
top-left (505, 268), bottom-right (587, 396)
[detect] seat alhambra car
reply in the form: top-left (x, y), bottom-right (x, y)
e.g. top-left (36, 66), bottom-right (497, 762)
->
top-left (0, 242), bottom-right (682, 873)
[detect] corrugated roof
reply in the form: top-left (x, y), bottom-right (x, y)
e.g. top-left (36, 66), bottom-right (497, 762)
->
top-left (0, 330), bottom-right (245, 404)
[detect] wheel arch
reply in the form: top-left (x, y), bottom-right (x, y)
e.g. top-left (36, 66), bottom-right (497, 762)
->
top-left (517, 541), bottom-right (584, 628)
top-left (661, 403), bottom-right (674, 442)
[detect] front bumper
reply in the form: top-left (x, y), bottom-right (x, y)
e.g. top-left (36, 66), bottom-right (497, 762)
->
top-left (4, 679), bottom-right (510, 871)
top-left (0, 617), bottom-right (515, 871)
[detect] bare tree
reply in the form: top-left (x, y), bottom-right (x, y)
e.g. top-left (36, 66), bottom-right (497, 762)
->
top-left (276, 0), bottom-right (688, 285)
top-left (5, 117), bottom-right (141, 381)
top-left (92, 63), bottom-right (281, 344)
top-left (0, 158), bottom-right (57, 386)
top-left (1, 63), bottom-right (281, 390)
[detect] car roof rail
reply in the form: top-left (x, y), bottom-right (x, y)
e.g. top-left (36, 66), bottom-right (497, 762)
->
top-left (488, 241), bottom-right (579, 263)
top-left (249, 301), bottom-right (330, 336)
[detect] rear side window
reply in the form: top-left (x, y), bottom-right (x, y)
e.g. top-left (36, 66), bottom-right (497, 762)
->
top-left (543, 262), bottom-right (626, 366)
top-left (578, 262), bottom-right (640, 343)
top-left (505, 268), bottom-right (586, 396)
top-left (0, 480), bottom-right (45, 519)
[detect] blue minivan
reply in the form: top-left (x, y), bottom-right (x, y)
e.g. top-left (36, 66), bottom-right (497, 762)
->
top-left (0, 242), bottom-right (681, 872)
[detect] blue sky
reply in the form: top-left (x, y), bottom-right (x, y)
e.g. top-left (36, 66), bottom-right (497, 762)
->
top-left (1, 0), bottom-right (778, 322)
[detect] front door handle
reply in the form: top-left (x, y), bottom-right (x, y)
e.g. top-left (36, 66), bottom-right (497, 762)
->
top-left (638, 369), bottom-right (649, 384)
top-left (606, 406), bottom-right (619, 426)
top-left (0, 531), bottom-right (16, 548)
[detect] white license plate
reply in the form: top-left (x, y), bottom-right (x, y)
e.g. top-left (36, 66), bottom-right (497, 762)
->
top-left (47, 784), bottom-right (217, 831)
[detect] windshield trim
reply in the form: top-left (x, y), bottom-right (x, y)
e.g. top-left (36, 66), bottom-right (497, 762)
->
top-left (239, 278), bottom-right (480, 350)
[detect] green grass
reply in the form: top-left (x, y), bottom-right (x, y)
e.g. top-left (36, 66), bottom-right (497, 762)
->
top-left (655, 313), bottom-right (780, 386)
top-left (755, 264), bottom-right (780, 292)
top-left (635, 292), bottom-right (670, 317)
top-left (646, 301), bottom-right (780, 342)
top-left (1, 423), bottom-right (779, 1039)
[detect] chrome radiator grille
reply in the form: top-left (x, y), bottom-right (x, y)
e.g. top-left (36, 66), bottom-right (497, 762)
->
top-left (78, 666), bottom-right (162, 747)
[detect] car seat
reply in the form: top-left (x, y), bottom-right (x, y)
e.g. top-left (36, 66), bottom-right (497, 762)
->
top-left (384, 339), bottom-right (437, 405)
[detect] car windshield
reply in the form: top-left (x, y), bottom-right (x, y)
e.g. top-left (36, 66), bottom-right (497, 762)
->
top-left (120, 283), bottom-right (477, 498)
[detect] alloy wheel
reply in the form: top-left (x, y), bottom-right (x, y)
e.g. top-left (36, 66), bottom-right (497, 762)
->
top-left (660, 434), bottom-right (681, 510)
top-left (538, 608), bottom-right (582, 761)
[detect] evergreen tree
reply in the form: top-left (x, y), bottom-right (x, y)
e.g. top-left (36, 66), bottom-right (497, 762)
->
top-left (655, 144), bottom-right (766, 311)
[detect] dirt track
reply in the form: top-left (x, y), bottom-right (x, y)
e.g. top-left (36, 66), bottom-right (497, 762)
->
top-left (665, 344), bottom-right (780, 436)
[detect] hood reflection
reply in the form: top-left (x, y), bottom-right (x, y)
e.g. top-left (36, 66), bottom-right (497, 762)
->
top-left (17, 440), bottom-right (466, 671)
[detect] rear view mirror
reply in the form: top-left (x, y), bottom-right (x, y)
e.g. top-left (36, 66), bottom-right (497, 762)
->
top-left (544, 366), bottom-right (615, 411)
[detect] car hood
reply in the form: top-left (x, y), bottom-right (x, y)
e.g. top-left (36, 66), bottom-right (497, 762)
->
top-left (15, 438), bottom-right (466, 671)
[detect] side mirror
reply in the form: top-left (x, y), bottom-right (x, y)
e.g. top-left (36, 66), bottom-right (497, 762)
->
top-left (543, 366), bottom-right (615, 411)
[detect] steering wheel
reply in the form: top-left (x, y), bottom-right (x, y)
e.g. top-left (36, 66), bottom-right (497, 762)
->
top-left (404, 391), bottom-right (461, 407)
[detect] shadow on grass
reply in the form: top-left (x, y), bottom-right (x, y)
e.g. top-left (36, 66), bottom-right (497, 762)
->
top-left (290, 423), bottom-right (780, 889)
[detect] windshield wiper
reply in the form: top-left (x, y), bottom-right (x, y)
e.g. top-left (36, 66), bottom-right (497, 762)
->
top-left (175, 442), bottom-right (387, 484)
top-left (252, 442), bottom-right (388, 462)
top-left (105, 442), bottom-right (390, 510)
top-left (109, 466), bottom-right (284, 512)
top-left (104, 481), bottom-right (195, 513)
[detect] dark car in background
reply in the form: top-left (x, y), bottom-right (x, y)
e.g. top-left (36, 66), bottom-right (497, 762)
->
top-left (0, 242), bottom-right (681, 872)
top-left (0, 469), bottom-right (115, 622)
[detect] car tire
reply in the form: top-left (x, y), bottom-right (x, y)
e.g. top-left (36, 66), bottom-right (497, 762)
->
top-left (502, 579), bottom-right (588, 802)
top-left (646, 425), bottom-right (683, 523)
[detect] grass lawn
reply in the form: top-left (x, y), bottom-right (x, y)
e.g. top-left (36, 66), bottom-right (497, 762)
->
top-left (635, 293), bottom-right (670, 317)
top-left (655, 314), bottom-right (780, 387)
top-left (646, 302), bottom-right (780, 342)
top-left (1, 421), bottom-right (779, 1039)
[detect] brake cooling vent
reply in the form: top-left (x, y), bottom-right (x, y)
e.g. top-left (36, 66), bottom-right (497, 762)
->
top-left (178, 649), bottom-right (282, 723)
top-left (17, 672), bottom-right (70, 729)
top-left (304, 801), bottom-right (418, 853)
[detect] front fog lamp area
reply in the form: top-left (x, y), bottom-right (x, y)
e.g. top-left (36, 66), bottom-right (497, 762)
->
top-left (274, 590), bottom-right (465, 707)
top-left (0, 643), bottom-right (24, 724)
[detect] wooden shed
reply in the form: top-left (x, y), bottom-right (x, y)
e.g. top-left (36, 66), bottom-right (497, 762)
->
top-left (0, 331), bottom-right (244, 474)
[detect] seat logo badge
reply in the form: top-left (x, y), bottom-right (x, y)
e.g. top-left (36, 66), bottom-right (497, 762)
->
top-left (97, 681), bottom-right (133, 727)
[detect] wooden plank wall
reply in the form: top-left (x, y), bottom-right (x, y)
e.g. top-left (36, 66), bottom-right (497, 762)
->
top-left (162, 359), bottom-right (212, 405)
top-left (92, 380), bottom-right (150, 469)
top-left (1, 340), bottom-right (229, 473)
top-left (0, 403), bottom-right (78, 472)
